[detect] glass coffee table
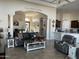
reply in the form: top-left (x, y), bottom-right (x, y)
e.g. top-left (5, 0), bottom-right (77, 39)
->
top-left (24, 41), bottom-right (46, 51)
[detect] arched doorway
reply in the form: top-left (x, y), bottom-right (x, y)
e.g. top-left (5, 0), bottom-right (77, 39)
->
top-left (13, 11), bottom-right (47, 38)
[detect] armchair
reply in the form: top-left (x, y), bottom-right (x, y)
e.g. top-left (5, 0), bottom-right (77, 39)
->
top-left (54, 35), bottom-right (76, 55)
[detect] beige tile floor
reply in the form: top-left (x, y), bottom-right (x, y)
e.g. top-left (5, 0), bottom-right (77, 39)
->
top-left (6, 40), bottom-right (66, 59)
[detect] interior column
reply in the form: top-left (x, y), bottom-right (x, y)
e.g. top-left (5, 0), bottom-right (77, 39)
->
top-left (9, 14), bottom-right (14, 38)
top-left (46, 17), bottom-right (50, 40)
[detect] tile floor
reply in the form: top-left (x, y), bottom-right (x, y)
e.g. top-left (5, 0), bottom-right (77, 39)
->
top-left (6, 40), bottom-right (66, 59)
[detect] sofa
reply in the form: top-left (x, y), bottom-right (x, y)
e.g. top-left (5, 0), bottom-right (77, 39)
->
top-left (54, 35), bottom-right (76, 55)
top-left (14, 32), bottom-right (37, 47)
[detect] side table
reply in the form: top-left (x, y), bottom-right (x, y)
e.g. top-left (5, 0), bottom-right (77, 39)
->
top-left (68, 45), bottom-right (76, 59)
top-left (7, 38), bottom-right (14, 48)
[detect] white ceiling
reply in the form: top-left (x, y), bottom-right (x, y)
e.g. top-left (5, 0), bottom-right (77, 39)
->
top-left (57, 0), bottom-right (79, 12)
top-left (11, 0), bottom-right (78, 12)
top-left (24, 0), bottom-right (76, 7)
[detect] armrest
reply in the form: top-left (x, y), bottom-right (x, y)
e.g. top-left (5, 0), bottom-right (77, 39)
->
top-left (54, 40), bottom-right (63, 48)
top-left (54, 40), bottom-right (63, 44)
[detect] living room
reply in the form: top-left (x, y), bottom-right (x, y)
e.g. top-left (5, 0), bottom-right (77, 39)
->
top-left (0, 0), bottom-right (79, 59)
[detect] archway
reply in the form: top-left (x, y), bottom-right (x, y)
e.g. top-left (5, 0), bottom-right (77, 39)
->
top-left (13, 11), bottom-right (48, 38)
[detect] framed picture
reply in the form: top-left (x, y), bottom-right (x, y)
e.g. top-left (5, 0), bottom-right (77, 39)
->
top-left (13, 21), bottom-right (19, 26)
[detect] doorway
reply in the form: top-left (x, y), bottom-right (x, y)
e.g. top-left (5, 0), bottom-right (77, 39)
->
top-left (25, 11), bottom-right (47, 37)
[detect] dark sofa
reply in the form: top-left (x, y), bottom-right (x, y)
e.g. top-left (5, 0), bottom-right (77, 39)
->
top-left (22, 32), bottom-right (37, 43)
top-left (14, 32), bottom-right (37, 47)
top-left (54, 35), bottom-right (76, 55)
